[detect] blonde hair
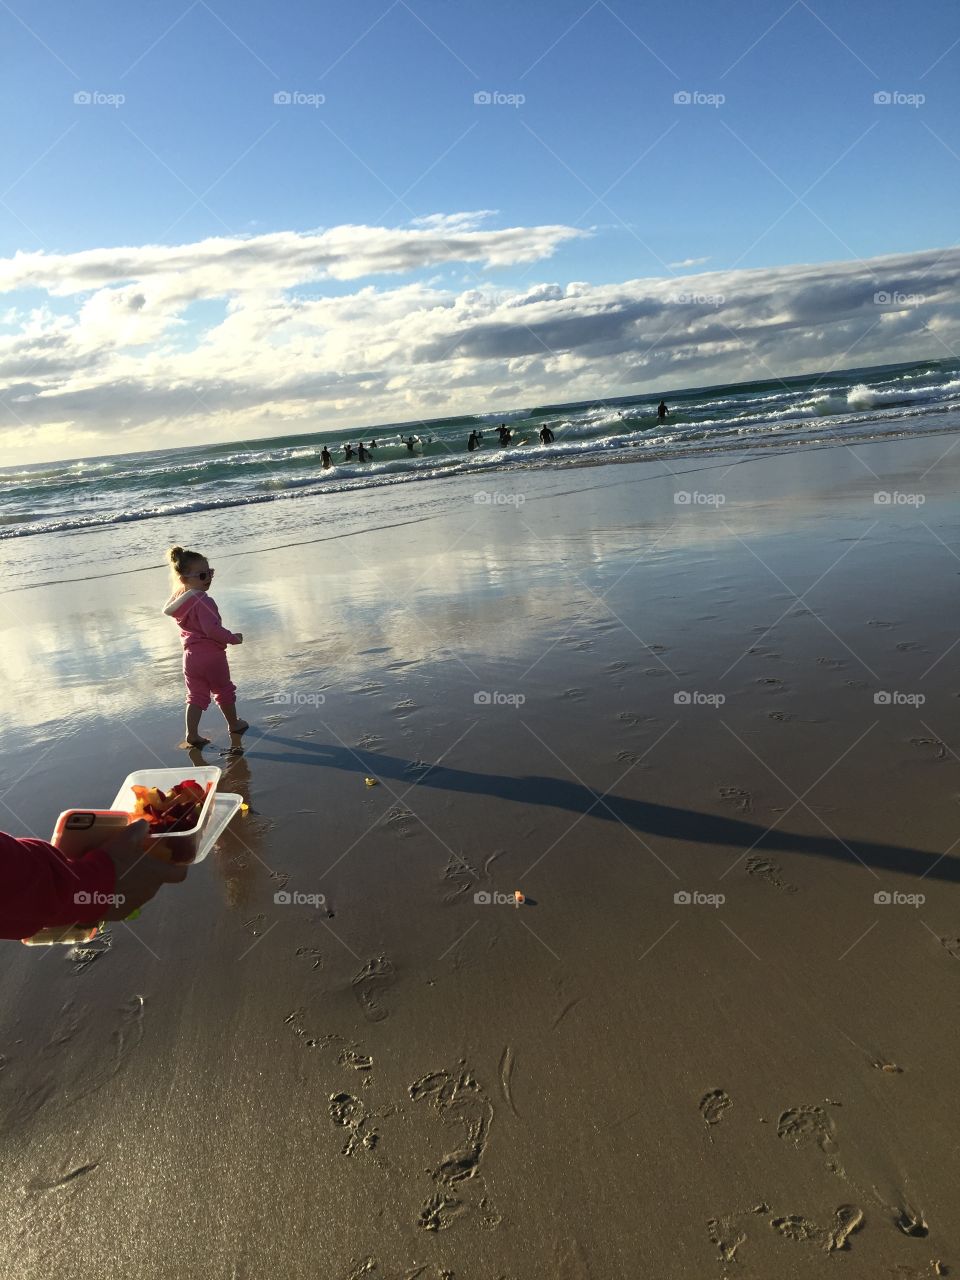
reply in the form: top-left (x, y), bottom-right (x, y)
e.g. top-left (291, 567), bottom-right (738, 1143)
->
top-left (168, 545), bottom-right (206, 584)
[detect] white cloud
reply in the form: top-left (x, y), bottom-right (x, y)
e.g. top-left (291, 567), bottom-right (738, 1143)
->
top-left (668, 256), bottom-right (711, 268)
top-left (1, 221), bottom-right (958, 464)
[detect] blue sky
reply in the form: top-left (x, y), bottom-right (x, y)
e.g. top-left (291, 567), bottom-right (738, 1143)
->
top-left (1, 0), bottom-right (959, 461)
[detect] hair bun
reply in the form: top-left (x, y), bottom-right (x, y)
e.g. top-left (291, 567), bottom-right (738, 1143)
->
top-left (169, 545), bottom-right (184, 558)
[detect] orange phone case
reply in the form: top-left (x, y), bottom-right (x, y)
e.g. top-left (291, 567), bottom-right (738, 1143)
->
top-left (51, 810), bottom-right (133, 859)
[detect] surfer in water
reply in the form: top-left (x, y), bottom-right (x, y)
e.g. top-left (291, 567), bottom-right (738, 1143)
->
top-left (357, 443), bottom-right (369, 462)
top-left (657, 400), bottom-right (668, 421)
top-left (467, 431), bottom-right (479, 452)
top-left (320, 446), bottom-right (332, 469)
top-left (344, 444), bottom-right (354, 461)
top-left (539, 425), bottom-right (554, 444)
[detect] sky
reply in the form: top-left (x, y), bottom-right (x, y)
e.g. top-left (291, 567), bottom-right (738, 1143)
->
top-left (1, 0), bottom-right (959, 464)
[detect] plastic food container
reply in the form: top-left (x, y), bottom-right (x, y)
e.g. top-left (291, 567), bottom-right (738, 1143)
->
top-left (110, 766), bottom-right (222, 863)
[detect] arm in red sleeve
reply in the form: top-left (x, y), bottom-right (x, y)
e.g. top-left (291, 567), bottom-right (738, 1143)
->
top-left (0, 831), bottom-right (115, 941)
top-left (194, 596), bottom-right (240, 645)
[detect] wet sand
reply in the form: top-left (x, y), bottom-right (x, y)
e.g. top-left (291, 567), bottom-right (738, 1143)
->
top-left (2, 432), bottom-right (960, 1277)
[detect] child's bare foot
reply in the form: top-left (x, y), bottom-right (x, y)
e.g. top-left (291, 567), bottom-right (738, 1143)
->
top-left (230, 720), bottom-right (249, 736)
top-left (184, 736), bottom-right (211, 748)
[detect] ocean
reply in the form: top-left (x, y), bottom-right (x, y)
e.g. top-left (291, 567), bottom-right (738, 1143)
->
top-left (2, 356), bottom-right (959, 588)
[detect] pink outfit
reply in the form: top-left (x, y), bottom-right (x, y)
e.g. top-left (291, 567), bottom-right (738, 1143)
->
top-left (163, 588), bottom-right (240, 709)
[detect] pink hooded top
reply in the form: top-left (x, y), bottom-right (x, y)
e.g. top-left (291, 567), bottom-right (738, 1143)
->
top-left (162, 589), bottom-right (240, 650)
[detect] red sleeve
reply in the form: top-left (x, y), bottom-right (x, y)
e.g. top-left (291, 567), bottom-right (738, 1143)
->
top-left (0, 831), bottom-right (116, 941)
top-left (194, 597), bottom-right (239, 645)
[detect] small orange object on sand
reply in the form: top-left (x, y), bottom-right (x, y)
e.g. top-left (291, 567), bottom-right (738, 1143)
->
top-left (514, 890), bottom-right (525, 906)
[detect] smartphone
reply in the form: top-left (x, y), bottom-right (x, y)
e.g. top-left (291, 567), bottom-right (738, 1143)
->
top-left (51, 810), bottom-right (133, 859)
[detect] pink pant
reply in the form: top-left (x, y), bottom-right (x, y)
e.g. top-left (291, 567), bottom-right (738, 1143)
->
top-left (183, 643), bottom-right (236, 710)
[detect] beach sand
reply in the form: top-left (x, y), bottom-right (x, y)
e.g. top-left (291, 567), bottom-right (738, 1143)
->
top-left (1, 432), bottom-right (959, 1277)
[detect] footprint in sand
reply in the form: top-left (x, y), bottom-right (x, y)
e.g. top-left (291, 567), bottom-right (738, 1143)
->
top-left (440, 854), bottom-right (479, 903)
top-left (410, 1063), bottom-right (496, 1232)
top-left (845, 679), bottom-right (870, 689)
top-left (896, 641), bottom-right (923, 652)
top-left (383, 806), bottom-right (417, 839)
top-left (894, 1204), bottom-right (928, 1237)
top-left (618, 711), bottom-right (658, 727)
top-left (868, 619), bottom-right (894, 629)
top-left (816, 657), bottom-right (847, 669)
top-left (329, 1092), bottom-right (378, 1155)
top-left (745, 855), bottom-right (798, 894)
top-left (562, 688), bottom-right (587, 701)
top-left (339, 1047), bottom-right (374, 1072)
top-left (700, 1089), bottom-right (732, 1126)
top-left (356, 732), bottom-right (384, 750)
top-left (768, 710), bottom-right (797, 723)
top-left (642, 667), bottom-right (668, 677)
top-left (939, 935), bottom-right (960, 960)
top-left (719, 787), bottom-right (752, 814)
top-left (777, 1105), bottom-right (837, 1153)
top-left (391, 700), bottom-right (419, 716)
top-left (771, 1204), bottom-right (863, 1252)
top-left (616, 749), bottom-right (647, 766)
top-left (757, 677), bottom-right (783, 688)
top-left (606, 660), bottom-right (630, 674)
top-left (707, 1213), bottom-right (746, 1265)
top-left (910, 737), bottom-right (948, 761)
top-left (353, 956), bottom-right (395, 1022)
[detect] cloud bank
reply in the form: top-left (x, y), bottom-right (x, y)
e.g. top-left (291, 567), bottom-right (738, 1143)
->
top-left (1, 212), bottom-right (958, 463)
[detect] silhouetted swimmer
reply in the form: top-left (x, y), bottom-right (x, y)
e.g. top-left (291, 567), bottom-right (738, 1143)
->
top-left (467, 431), bottom-right (479, 452)
top-left (657, 400), bottom-right (668, 421)
top-left (368, 440), bottom-right (376, 450)
top-left (406, 436), bottom-right (416, 452)
top-left (539, 425), bottom-right (555, 444)
top-left (497, 424), bottom-right (513, 445)
top-left (357, 443), bottom-right (369, 462)
top-left (344, 444), bottom-right (354, 461)
top-left (320, 446), bottom-right (332, 469)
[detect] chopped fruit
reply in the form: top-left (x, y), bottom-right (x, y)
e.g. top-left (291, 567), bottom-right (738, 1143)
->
top-left (130, 780), bottom-right (211, 833)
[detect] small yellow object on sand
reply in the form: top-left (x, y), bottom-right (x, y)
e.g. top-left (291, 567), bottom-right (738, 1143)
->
top-left (240, 802), bottom-right (249, 812)
top-left (364, 777), bottom-right (378, 787)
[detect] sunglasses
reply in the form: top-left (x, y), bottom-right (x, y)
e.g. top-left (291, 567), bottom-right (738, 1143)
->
top-left (186, 568), bottom-right (214, 581)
